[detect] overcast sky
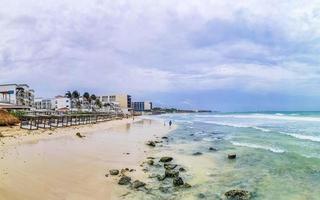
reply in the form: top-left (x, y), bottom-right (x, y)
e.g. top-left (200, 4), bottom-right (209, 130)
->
top-left (1, 0), bottom-right (320, 111)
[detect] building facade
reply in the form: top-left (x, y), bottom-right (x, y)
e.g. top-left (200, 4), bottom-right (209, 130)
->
top-left (99, 94), bottom-right (131, 109)
top-left (0, 84), bottom-right (34, 108)
top-left (54, 96), bottom-right (71, 111)
top-left (34, 98), bottom-right (54, 110)
top-left (132, 101), bottom-right (153, 111)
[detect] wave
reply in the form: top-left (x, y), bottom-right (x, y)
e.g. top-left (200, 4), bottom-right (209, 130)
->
top-left (231, 141), bottom-right (285, 153)
top-left (203, 121), bottom-right (271, 132)
top-left (205, 114), bottom-right (320, 122)
top-left (280, 132), bottom-right (320, 142)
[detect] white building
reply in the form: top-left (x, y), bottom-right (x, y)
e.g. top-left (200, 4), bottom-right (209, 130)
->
top-left (99, 94), bottom-right (131, 114)
top-left (0, 84), bottom-right (34, 109)
top-left (34, 98), bottom-right (54, 110)
top-left (54, 96), bottom-right (71, 111)
top-left (132, 101), bottom-right (153, 111)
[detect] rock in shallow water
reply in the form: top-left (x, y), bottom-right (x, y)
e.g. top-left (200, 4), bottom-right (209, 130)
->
top-left (109, 169), bottom-right (119, 176)
top-left (132, 180), bottom-right (146, 189)
top-left (147, 159), bottom-right (154, 165)
top-left (118, 176), bottom-right (131, 185)
top-left (228, 154), bottom-right (237, 159)
top-left (165, 169), bottom-right (179, 178)
top-left (164, 163), bottom-right (177, 170)
top-left (193, 152), bottom-right (203, 156)
top-left (225, 189), bottom-right (250, 200)
top-left (173, 177), bottom-right (184, 187)
top-left (160, 156), bottom-right (173, 162)
top-left (179, 167), bottom-right (186, 172)
top-left (146, 141), bottom-right (156, 147)
top-left (209, 147), bottom-right (218, 151)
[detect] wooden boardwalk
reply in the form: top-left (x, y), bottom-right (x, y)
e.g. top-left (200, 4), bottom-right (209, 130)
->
top-left (20, 113), bottom-right (124, 130)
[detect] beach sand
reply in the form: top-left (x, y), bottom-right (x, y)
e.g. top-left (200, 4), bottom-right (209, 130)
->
top-left (0, 118), bottom-right (171, 200)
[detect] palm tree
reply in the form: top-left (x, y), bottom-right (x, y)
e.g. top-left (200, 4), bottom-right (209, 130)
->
top-left (65, 91), bottom-right (72, 98)
top-left (83, 92), bottom-right (90, 101)
top-left (71, 90), bottom-right (80, 109)
top-left (90, 94), bottom-right (97, 101)
top-left (72, 90), bottom-right (80, 99)
top-left (95, 99), bottom-right (102, 109)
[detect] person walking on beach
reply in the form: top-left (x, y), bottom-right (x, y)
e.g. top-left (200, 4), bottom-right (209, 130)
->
top-left (169, 120), bottom-right (172, 127)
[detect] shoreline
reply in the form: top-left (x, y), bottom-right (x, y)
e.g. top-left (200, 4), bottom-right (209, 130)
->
top-left (0, 117), bottom-right (175, 200)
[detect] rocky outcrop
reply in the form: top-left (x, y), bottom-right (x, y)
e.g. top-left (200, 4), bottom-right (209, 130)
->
top-left (165, 169), bottom-right (179, 178)
top-left (225, 189), bottom-right (250, 200)
top-left (132, 180), bottom-right (146, 189)
top-left (146, 141), bottom-right (156, 147)
top-left (109, 169), bottom-right (119, 175)
top-left (118, 176), bottom-right (131, 185)
top-left (228, 154), bottom-right (237, 159)
top-left (164, 163), bottom-right (177, 170)
top-left (173, 177), bottom-right (184, 187)
top-left (159, 156), bottom-right (173, 162)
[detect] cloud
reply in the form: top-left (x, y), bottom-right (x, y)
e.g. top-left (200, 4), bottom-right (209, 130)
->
top-left (0, 0), bottom-right (320, 102)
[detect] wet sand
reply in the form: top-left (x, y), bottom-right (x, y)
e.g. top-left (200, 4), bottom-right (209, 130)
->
top-left (0, 118), bottom-right (172, 200)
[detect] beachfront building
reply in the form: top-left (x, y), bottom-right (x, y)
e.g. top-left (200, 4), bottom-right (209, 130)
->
top-left (0, 84), bottom-right (35, 109)
top-left (34, 98), bottom-right (54, 110)
top-left (132, 101), bottom-right (153, 112)
top-left (99, 94), bottom-right (132, 113)
top-left (54, 96), bottom-right (71, 111)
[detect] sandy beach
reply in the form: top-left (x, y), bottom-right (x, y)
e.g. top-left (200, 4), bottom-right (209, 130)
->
top-left (0, 118), bottom-right (172, 200)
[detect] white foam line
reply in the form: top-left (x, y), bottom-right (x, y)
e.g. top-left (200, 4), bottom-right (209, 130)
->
top-left (231, 141), bottom-right (285, 153)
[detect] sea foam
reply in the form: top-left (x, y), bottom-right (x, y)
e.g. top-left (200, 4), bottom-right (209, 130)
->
top-left (231, 141), bottom-right (285, 153)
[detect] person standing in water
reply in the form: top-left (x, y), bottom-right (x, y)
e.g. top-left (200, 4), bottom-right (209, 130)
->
top-left (169, 120), bottom-right (172, 127)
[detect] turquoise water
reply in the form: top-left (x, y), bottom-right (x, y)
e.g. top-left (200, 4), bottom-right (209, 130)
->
top-left (142, 112), bottom-right (320, 199)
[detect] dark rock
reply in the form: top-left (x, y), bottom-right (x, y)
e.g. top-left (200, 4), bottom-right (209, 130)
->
top-left (157, 174), bottom-right (166, 181)
top-left (120, 169), bottom-right (127, 174)
top-left (228, 154), bottom-right (237, 159)
top-left (154, 164), bottom-right (162, 168)
top-left (225, 189), bottom-right (250, 200)
top-left (118, 176), bottom-right (131, 185)
top-left (209, 147), bottom-right (218, 151)
top-left (193, 152), bottom-right (203, 156)
top-left (161, 136), bottom-right (168, 140)
top-left (179, 167), bottom-right (186, 172)
top-left (160, 156), bottom-right (173, 162)
top-left (164, 163), bottom-right (177, 170)
top-left (173, 177), bottom-right (184, 187)
top-left (129, 169), bottom-right (135, 172)
top-left (147, 157), bottom-right (155, 159)
top-left (198, 193), bottom-right (206, 198)
top-left (76, 132), bottom-right (85, 138)
top-left (109, 169), bottom-right (119, 175)
top-left (183, 183), bottom-right (192, 188)
top-left (147, 160), bottom-right (154, 166)
top-left (165, 169), bottom-right (179, 178)
top-left (105, 174), bottom-right (109, 177)
top-left (146, 141), bottom-right (156, 147)
top-left (159, 186), bottom-right (170, 193)
top-left (190, 134), bottom-right (194, 136)
top-left (132, 180), bottom-right (146, 189)
top-left (154, 140), bottom-right (163, 143)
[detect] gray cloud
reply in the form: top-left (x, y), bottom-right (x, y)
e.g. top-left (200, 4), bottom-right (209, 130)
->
top-left (0, 0), bottom-right (320, 99)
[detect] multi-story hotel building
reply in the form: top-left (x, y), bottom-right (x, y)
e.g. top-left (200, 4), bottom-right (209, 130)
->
top-left (34, 98), bottom-right (54, 110)
top-left (132, 101), bottom-right (153, 111)
top-left (0, 84), bottom-right (35, 109)
top-left (99, 94), bottom-right (132, 109)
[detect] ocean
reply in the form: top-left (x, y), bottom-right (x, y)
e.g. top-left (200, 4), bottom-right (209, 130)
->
top-left (141, 112), bottom-right (320, 199)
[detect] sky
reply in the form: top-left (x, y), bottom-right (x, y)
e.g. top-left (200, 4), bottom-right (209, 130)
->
top-left (1, 0), bottom-right (320, 111)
